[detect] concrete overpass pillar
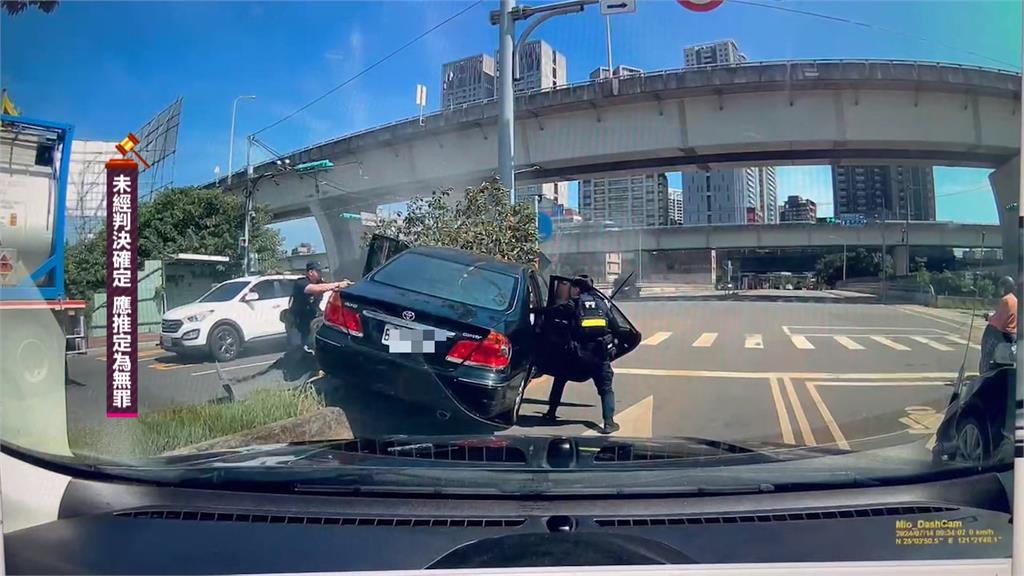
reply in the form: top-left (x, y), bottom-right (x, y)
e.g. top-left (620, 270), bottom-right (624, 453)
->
top-left (989, 156), bottom-right (1020, 275)
top-left (313, 204), bottom-right (369, 282)
top-left (892, 245), bottom-right (910, 277)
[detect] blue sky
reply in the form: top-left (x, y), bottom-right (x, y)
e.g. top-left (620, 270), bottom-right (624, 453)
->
top-left (3, 1), bottom-right (1019, 251)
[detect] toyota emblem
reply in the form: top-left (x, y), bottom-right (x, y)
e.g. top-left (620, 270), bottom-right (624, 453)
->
top-left (402, 310), bottom-right (416, 321)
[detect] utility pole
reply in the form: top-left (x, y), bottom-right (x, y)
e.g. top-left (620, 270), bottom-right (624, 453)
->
top-left (497, 0), bottom-right (516, 199)
top-left (242, 135), bottom-right (254, 275)
top-left (227, 95), bottom-right (256, 188)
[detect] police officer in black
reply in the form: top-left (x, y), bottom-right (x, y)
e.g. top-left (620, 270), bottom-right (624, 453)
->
top-left (545, 275), bottom-right (621, 434)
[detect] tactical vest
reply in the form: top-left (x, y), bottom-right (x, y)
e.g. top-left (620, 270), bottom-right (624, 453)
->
top-left (574, 292), bottom-right (610, 341)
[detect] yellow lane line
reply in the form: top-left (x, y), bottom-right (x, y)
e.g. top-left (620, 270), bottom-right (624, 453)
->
top-left (805, 382), bottom-right (850, 450)
top-left (782, 376), bottom-right (816, 445)
top-left (768, 376), bottom-right (795, 444)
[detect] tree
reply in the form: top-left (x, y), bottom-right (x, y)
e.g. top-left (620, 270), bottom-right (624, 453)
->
top-left (64, 186), bottom-right (283, 301)
top-left (370, 182), bottom-right (539, 266)
top-left (2, 1), bottom-right (58, 15)
top-left (815, 248), bottom-right (893, 287)
top-left (137, 186), bottom-right (282, 273)
top-left (64, 230), bottom-right (106, 302)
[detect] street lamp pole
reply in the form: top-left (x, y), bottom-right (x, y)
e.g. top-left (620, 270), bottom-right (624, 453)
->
top-left (497, 0), bottom-right (516, 199)
top-left (227, 95), bottom-right (256, 187)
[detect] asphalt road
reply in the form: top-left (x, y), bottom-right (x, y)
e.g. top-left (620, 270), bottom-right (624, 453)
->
top-left (65, 299), bottom-right (983, 454)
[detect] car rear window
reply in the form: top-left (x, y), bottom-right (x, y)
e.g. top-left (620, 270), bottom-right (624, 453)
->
top-left (197, 281), bottom-right (249, 303)
top-left (372, 252), bottom-right (518, 311)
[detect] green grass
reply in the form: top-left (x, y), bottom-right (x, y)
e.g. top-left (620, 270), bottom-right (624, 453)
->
top-left (69, 385), bottom-right (325, 460)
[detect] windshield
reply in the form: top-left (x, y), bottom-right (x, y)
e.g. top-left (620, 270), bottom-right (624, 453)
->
top-left (197, 281), bottom-right (249, 303)
top-left (1, 0), bottom-right (1020, 569)
top-left (372, 252), bottom-right (518, 311)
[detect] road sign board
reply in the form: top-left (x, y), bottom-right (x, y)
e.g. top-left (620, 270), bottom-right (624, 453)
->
top-left (601, 0), bottom-right (636, 15)
top-left (538, 212), bottom-right (553, 242)
top-left (677, 0), bottom-right (724, 12)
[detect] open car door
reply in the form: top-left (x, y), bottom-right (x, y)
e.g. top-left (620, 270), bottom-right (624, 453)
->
top-left (545, 275), bottom-right (642, 363)
top-left (362, 233), bottom-right (410, 278)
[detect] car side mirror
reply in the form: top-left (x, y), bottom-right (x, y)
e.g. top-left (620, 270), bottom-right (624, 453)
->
top-left (993, 342), bottom-right (1016, 366)
top-left (242, 292), bottom-right (260, 302)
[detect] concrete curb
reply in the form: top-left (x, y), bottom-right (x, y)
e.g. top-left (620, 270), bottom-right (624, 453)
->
top-left (162, 407), bottom-right (353, 456)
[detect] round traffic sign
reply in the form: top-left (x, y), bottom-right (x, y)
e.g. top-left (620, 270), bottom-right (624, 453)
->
top-left (677, 0), bottom-right (724, 12)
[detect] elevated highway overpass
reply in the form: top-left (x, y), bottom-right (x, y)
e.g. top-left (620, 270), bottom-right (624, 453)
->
top-left (544, 222), bottom-right (1001, 255)
top-left (222, 60), bottom-right (1020, 278)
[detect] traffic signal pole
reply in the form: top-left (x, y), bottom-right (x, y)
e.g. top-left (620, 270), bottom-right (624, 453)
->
top-left (497, 0), bottom-right (516, 200)
top-left (493, 0), bottom-right (597, 203)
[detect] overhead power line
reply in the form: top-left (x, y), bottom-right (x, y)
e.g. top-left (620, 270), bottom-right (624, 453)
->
top-left (731, 0), bottom-right (1019, 70)
top-left (254, 0), bottom-right (484, 137)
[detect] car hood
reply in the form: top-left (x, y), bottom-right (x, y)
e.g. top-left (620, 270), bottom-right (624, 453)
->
top-left (163, 302), bottom-right (222, 320)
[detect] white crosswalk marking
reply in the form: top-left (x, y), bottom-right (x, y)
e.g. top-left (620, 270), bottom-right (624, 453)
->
top-left (833, 336), bottom-right (865, 350)
top-left (745, 334), bottom-right (764, 349)
top-left (790, 335), bottom-right (814, 350)
top-left (869, 336), bottom-right (911, 351)
top-left (692, 332), bottom-right (718, 347)
top-left (911, 336), bottom-right (953, 351)
top-left (641, 331), bottom-right (672, 346)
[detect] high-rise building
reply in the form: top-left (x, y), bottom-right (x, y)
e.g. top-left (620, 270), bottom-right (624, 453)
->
top-left (441, 54), bottom-right (496, 109)
top-left (589, 65), bottom-right (644, 80)
top-left (832, 165), bottom-right (936, 221)
top-left (684, 39), bottom-right (747, 67)
top-left (505, 40), bottom-right (568, 205)
top-left (681, 41), bottom-right (770, 225)
top-left (508, 40), bottom-right (566, 94)
top-left (758, 167), bottom-right (778, 224)
top-left (668, 187), bottom-right (684, 225)
top-left (682, 167), bottom-right (763, 225)
top-left (581, 63), bottom-right (664, 226)
top-left (779, 195), bottom-right (817, 223)
top-left (580, 173), bottom-right (669, 228)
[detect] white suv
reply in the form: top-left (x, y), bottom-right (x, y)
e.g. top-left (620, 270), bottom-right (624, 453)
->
top-left (160, 274), bottom-right (301, 362)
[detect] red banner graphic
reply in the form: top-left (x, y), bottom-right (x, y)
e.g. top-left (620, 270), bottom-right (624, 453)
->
top-left (105, 158), bottom-right (138, 418)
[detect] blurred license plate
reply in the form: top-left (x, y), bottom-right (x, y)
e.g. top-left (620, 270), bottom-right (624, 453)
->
top-left (381, 324), bottom-right (414, 346)
top-left (160, 336), bottom-right (171, 347)
top-left (381, 324), bottom-right (446, 353)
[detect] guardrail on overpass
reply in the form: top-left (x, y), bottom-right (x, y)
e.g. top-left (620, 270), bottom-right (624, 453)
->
top-left (542, 221), bottom-right (1002, 255)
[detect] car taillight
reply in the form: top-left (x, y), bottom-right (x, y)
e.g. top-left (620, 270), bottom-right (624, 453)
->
top-left (323, 292), bottom-right (363, 337)
top-left (446, 331), bottom-right (511, 370)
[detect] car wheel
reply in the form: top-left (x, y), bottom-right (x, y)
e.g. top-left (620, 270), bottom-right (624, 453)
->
top-left (209, 325), bottom-right (242, 362)
top-left (495, 376), bottom-right (528, 426)
top-left (954, 415), bottom-right (989, 466)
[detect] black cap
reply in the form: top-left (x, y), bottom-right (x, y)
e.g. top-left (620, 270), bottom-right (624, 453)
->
top-left (571, 275), bottom-right (593, 290)
top-left (306, 261), bottom-right (322, 272)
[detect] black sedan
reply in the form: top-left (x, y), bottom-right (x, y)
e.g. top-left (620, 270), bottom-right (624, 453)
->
top-left (315, 245), bottom-right (547, 426)
top-left (932, 342), bottom-right (1017, 467)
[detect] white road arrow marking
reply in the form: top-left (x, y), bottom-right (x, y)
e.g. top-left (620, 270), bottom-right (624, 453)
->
top-left (583, 395), bottom-right (653, 438)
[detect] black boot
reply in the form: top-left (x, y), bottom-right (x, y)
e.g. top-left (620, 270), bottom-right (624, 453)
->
top-left (601, 420), bottom-right (620, 435)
